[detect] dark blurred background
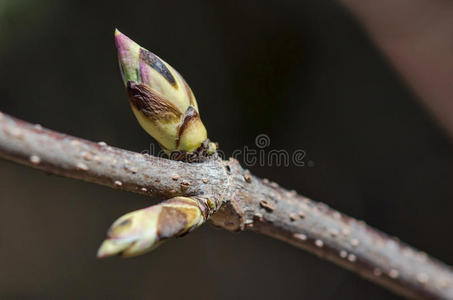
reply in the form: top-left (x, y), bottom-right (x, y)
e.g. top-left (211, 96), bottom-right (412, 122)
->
top-left (1, 0), bottom-right (452, 299)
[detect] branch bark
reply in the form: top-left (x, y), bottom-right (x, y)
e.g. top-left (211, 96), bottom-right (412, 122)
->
top-left (0, 111), bottom-right (452, 299)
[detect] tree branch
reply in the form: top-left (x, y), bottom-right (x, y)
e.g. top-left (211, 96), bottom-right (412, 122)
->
top-left (0, 111), bottom-right (452, 299)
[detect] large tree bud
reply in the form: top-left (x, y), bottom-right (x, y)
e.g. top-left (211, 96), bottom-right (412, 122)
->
top-left (115, 29), bottom-right (210, 154)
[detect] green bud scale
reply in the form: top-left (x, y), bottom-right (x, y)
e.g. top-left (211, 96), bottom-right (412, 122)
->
top-left (97, 196), bottom-right (212, 257)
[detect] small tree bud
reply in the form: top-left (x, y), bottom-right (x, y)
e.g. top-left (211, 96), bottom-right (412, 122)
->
top-left (97, 197), bottom-right (207, 258)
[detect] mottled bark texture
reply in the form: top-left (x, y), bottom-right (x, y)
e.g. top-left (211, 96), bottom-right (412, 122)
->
top-left (0, 111), bottom-right (452, 300)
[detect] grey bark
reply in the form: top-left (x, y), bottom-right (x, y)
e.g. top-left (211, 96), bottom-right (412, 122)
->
top-left (0, 111), bottom-right (452, 299)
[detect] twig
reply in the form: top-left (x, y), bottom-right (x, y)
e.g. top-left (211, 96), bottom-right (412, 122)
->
top-left (0, 111), bottom-right (452, 299)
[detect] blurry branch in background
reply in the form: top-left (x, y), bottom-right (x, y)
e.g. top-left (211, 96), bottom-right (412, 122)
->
top-left (341, 0), bottom-right (453, 138)
top-left (1, 112), bottom-right (453, 299)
